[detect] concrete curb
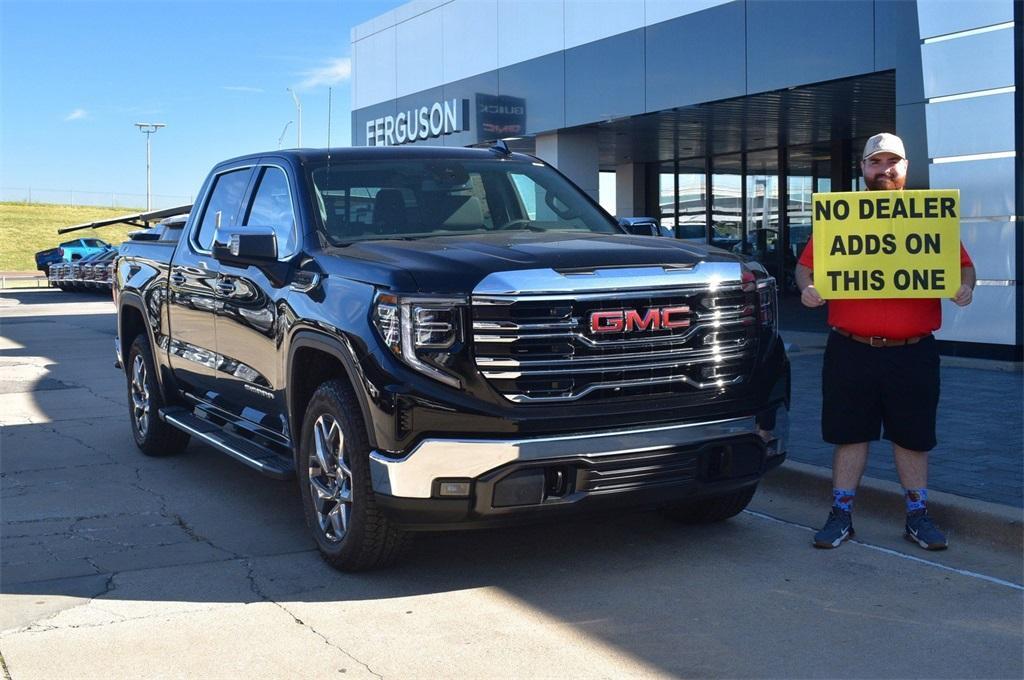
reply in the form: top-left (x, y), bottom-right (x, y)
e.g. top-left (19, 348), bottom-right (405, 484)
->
top-left (762, 459), bottom-right (1023, 554)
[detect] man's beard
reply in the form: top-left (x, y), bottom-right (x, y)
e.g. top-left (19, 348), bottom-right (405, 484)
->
top-left (866, 174), bottom-right (905, 191)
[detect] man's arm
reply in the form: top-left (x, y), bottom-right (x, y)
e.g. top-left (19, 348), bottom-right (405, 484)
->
top-left (953, 266), bottom-right (976, 307)
top-left (796, 263), bottom-right (826, 308)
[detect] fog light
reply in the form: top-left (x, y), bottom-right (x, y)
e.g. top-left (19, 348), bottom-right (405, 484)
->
top-left (438, 481), bottom-right (471, 497)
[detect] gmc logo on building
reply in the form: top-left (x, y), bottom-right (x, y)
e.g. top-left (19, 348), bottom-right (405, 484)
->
top-left (589, 306), bottom-right (691, 334)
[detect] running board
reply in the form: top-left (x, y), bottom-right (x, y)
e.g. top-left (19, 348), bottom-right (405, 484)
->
top-left (160, 407), bottom-right (295, 479)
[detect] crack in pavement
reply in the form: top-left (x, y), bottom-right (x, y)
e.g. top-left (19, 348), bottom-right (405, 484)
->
top-left (243, 559), bottom-right (385, 679)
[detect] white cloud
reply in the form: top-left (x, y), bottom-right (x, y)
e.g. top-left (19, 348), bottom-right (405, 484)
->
top-left (223, 85), bottom-right (265, 93)
top-left (296, 57), bottom-right (352, 91)
top-left (64, 108), bottom-right (88, 121)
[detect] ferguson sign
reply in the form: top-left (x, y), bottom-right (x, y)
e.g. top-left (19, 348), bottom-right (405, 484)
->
top-left (365, 98), bottom-right (469, 146)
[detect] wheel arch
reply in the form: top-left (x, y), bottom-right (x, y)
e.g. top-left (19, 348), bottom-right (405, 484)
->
top-left (287, 330), bottom-right (378, 460)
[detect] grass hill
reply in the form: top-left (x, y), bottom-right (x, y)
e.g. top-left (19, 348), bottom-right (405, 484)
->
top-left (0, 202), bottom-right (145, 272)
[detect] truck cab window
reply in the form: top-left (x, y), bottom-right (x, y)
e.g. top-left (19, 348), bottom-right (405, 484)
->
top-left (195, 168), bottom-right (251, 251)
top-left (245, 167), bottom-right (296, 257)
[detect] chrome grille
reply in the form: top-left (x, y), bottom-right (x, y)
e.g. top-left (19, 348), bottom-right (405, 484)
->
top-left (472, 284), bottom-right (760, 403)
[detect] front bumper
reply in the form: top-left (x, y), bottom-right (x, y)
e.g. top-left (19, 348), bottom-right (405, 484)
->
top-left (370, 404), bottom-right (787, 529)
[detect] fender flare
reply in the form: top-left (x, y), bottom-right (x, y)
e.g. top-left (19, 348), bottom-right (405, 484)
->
top-left (118, 292), bottom-right (174, 402)
top-left (286, 330), bottom-right (377, 451)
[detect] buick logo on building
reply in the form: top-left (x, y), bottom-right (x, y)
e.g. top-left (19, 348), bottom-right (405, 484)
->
top-left (589, 306), bottom-right (691, 334)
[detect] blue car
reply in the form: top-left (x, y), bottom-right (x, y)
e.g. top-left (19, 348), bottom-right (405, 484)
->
top-left (35, 237), bottom-right (111, 273)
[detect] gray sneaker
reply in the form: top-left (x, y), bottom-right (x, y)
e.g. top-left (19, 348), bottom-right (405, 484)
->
top-left (813, 507), bottom-right (854, 548)
top-left (905, 509), bottom-right (948, 550)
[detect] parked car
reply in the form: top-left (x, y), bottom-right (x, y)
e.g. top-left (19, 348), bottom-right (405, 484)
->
top-left (115, 146), bottom-right (789, 571)
top-left (35, 237), bottom-right (111, 274)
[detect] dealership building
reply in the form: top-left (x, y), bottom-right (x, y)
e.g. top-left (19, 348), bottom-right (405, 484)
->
top-left (350, 0), bottom-right (1022, 359)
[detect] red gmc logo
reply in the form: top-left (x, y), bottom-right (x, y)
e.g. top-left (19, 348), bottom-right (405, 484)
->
top-left (589, 306), bottom-right (691, 334)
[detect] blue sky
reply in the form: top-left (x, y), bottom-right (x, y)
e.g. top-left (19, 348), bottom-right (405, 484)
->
top-left (1, 0), bottom-right (407, 207)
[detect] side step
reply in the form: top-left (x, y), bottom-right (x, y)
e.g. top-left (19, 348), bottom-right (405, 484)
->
top-left (160, 407), bottom-right (295, 479)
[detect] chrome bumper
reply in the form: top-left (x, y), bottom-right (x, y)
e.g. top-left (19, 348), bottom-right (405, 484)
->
top-left (369, 406), bottom-right (788, 499)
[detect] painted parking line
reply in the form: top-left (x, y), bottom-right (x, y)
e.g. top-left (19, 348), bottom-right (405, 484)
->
top-left (744, 509), bottom-right (1024, 591)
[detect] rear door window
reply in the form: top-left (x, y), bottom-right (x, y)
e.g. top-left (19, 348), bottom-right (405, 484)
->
top-left (195, 168), bottom-right (253, 251)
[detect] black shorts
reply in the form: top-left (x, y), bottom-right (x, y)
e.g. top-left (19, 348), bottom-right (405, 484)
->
top-left (821, 330), bottom-right (940, 451)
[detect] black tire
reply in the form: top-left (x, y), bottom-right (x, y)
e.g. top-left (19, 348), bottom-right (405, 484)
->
top-left (659, 485), bottom-right (757, 524)
top-left (126, 334), bottom-right (190, 456)
top-left (298, 379), bottom-right (407, 572)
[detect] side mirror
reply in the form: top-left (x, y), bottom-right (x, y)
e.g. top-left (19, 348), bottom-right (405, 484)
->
top-left (212, 227), bottom-right (278, 267)
top-left (618, 217), bottom-right (660, 237)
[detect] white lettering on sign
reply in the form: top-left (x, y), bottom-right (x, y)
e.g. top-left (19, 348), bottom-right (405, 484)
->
top-left (365, 99), bottom-right (468, 146)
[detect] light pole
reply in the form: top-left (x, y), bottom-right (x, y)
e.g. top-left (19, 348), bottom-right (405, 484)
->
top-left (287, 88), bottom-right (302, 147)
top-left (134, 122), bottom-right (165, 211)
top-left (277, 120), bottom-right (293, 149)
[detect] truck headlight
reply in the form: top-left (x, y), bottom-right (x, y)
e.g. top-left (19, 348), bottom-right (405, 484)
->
top-left (373, 293), bottom-right (466, 388)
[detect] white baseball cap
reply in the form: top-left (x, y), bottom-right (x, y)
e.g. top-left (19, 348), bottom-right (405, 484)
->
top-left (862, 132), bottom-right (906, 160)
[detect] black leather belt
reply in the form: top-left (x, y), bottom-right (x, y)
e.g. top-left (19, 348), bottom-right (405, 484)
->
top-left (832, 327), bottom-right (929, 347)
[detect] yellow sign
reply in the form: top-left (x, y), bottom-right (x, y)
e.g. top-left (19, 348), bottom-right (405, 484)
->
top-left (811, 189), bottom-right (961, 299)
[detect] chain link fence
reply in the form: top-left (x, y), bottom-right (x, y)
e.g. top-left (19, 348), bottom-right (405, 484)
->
top-left (1, 187), bottom-right (192, 210)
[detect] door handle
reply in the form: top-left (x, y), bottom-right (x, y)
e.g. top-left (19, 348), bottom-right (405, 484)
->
top-left (215, 280), bottom-right (236, 296)
top-left (169, 271), bottom-right (186, 286)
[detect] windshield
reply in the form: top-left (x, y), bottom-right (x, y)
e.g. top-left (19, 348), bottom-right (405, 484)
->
top-left (309, 158), bottom-right (618, 245)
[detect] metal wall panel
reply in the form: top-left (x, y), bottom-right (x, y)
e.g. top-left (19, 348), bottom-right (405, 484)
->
top-left (917, 0), bottom-right (1013, 39)
top-left (564, 0), bottom-right (645, 50)
top-left (354, 28), bottom-right (398, 110)
top-left (921, 27), bottom-right (1015, 98)
top-left (564, 29), bottom-right (645, 127)
top-left (936, 285), bottom-right (1017, 344)
top-left (352, 9), bottom-right (399, 43)
top-left (644, 0), bottom-right (733, 27)
top-left (875, 0), bottom-right (926, 105)
top-left (896, 103), bottom-right (931, 189)
top-left (745, 0), bottom-right (874, 95)
top-left (644, 0), bottom-right (745, 112)
top-left (442, 0), bottom-right (498, 85)
top-left (497, 0), bottom-right (563, 68)
top-left (960, 221), bottom-right (1017, 282)
top-left (498, 52), bottom-right (565, 135)
top-left (929, 157), bottom-right (1016, 219)
top-left (443, 72), bottom-right (501, 147)
top-left (393, 0), bottom-right (449, 24)
top-left (396, 9), bottom-right (444, 98)
top-left (925, 93), bottom-right (1016, 158)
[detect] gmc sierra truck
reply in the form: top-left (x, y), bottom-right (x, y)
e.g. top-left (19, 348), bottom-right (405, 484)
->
top-left (114, 145), bottom-right (790, 571)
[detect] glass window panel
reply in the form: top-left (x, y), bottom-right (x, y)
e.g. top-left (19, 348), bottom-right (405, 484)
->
top-left (196, 168), bottom-right (252, 251)
top-left (711, 153), bottom-right (743, 251)
top-left (677, 157), bottom-right (707, 242)
top-left (658, 167), bottom-right (676, 229)
top-left (245, 167), bottom-right (297, 257)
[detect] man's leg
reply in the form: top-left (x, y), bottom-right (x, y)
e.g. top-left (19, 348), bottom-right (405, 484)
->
top-left (893, 444), bottom-right (927, 488)
top-left (894, 443), bottom-right (947, 549)
top-left (834, 442), bottom-right (870, 489)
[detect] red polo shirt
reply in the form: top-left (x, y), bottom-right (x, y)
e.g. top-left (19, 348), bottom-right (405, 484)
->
top-left (797, 237), bottom-right (973, 339)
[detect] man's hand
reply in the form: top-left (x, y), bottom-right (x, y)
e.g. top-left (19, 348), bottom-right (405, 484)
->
top-left (952, 284), bottom-right (973, 307)
top-left (801, 284), bottom-right (826, 308)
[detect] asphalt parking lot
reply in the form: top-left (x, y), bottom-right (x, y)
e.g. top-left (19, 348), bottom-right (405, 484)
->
top-left (1, 288), bottom-right (1022, 679)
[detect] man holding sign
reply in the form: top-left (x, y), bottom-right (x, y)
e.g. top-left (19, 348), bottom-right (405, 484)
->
top-left (795, 133), bottom-right (975, 551)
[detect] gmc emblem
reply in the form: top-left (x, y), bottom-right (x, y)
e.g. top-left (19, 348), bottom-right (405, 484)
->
top-left (589, 306), bottom-right (691, 334)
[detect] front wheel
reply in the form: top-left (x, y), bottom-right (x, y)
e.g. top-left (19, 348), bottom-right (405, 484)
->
top-left (659, 485), bottom-right (757, 524)
top-left (298, 380), bottom-right (406, 572)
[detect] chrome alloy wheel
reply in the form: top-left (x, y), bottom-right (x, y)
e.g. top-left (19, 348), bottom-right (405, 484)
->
top-left (308, 414), bottom-right (353, 543)
top-left (130, 354), bottom-right (151, 438)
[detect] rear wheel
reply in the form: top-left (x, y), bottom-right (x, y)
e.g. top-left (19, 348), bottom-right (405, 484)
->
top-left (298, 379), bottom-right (406, 571)
top-left (659, 485), bottom-right (757, 524)
top-left (126, 334), bottom-right (190, 456)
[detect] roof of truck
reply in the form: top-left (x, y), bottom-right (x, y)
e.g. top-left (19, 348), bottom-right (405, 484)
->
top-left (217, 145), bottom-right (539, 166)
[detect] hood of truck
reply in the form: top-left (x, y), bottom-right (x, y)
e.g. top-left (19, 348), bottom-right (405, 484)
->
top-left (326, 232), bottom-right (744, 293)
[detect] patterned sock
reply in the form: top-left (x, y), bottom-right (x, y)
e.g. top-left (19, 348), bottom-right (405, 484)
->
top-left (904, 488), bottom-right (928, 513)
top-left (832, 488), bottom-right (856, 512)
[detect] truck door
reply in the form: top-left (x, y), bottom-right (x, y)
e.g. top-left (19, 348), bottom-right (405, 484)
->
top-left (212, 163), bottom-right (298, 439)
top-left (167, 165), bottom-right (253, 400)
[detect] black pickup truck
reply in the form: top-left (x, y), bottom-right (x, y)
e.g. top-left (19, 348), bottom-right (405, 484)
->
top-left (114, 145), bottom-right (789, 571)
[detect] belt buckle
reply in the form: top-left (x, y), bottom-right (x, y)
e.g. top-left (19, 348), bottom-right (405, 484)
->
top-left (869, 336), bottom-right (887, 347)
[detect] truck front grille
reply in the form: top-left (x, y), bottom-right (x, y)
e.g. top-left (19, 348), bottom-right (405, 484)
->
top-left (472, 284), bottom-right (760, 403)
